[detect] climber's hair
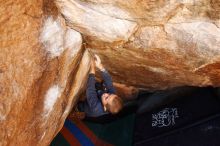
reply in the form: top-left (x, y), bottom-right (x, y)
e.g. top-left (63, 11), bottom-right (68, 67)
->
top-left (106, 94), bottom-right (123, 114)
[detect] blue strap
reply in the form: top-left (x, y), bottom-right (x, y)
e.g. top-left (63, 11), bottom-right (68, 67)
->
top-left (64, 119), bottom-right (94, 146)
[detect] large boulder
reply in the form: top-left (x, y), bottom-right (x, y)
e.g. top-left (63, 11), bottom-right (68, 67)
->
top-left (0, 0), bottom-right (90, 145)
top-left (56, 0), bottom-right (220, 90)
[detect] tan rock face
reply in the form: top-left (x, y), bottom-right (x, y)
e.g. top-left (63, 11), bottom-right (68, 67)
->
top-left (0, 0), bottom-right (90, 145)
top-left (1, 0), bottom-right (220, 146)
top-left (56, 0), bottom-right (220, 90)
top-left (55, 0), bottom-right (138, 42)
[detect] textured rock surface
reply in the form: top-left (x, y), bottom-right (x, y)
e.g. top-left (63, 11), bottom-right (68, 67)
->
top-left (56, 0), bottom-right (220, 90)
top-left (55, 0), bottom-right (138, 42)
top-left (0, 0), bottom-right (90, 145)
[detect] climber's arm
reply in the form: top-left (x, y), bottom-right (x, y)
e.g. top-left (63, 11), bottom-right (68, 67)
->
top-left (86, 73), bottom-right (99, 108)
top-left (101, 69), bottom-right (116, 94)
top-left (86, 60), bottom-right (99, 109)
top-left (94, 54), bottom-right (116, 94)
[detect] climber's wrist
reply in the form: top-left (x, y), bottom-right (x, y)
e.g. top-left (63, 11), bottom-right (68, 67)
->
top-left (90, 69), bottom-right (95, 74)
top-left (98, 64), bottom-right (105, 71)
top-left (90, 64), bottom-right (96, 74)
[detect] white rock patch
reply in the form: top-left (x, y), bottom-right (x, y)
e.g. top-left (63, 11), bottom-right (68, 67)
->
top-left (44, 85), bottom-right (61, 116)
top-left (64, 28), bottom-right (82, 57)
top-left (40, 17), bottom-right (65, 58)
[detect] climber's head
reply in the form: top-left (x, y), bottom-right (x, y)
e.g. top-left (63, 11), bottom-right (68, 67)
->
top-left (101, 93), bottom-right (123, 114)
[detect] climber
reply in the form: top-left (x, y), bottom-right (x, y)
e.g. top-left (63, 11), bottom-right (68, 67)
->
top-left (77, 54), bottom-right (123, 119)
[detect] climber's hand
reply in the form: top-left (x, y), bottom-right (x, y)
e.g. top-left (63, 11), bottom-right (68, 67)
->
top-left (94, 54), bottom-right (105, 71)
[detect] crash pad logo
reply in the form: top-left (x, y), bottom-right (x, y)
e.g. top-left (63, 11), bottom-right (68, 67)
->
top-left (152, 108), bottom-right (179, 127)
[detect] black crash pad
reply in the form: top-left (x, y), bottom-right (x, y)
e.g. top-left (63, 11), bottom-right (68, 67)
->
top-left (134, 87), bottom-right (220, 146)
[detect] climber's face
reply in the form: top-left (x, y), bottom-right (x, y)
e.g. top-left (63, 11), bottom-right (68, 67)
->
top-left (101, 93), bottom-right (115, 111)
top-left (101, 93), bottom-right (111, 105)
